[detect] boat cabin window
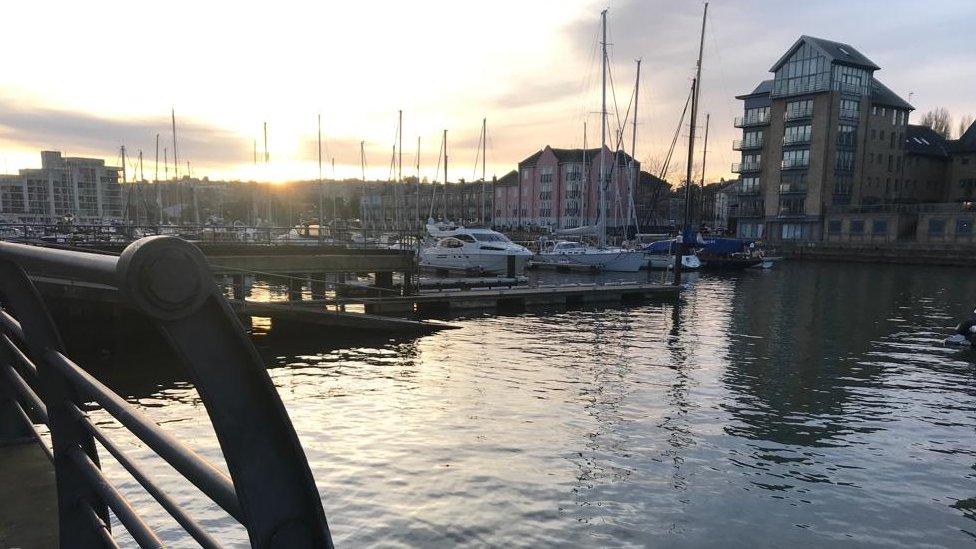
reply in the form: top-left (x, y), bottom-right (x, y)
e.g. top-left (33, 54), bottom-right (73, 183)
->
top-left (555, 242), bottom-right (582, 250)
top-left (471, 232), bottom-right (508, 242)
top-left (456, 234), bottom-right (477, 243)
top-left (439, 238), bottom-right (464, 248)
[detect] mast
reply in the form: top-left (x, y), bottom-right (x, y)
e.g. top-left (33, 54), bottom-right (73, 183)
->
top-left (481, 117), bottom-right (487, 224)
top-left (598, 9), bottom-right (608, 246)
top-left (629, 59), bottom-right (641, 233)
top-left (398, 110), bottom-right (404, 230)
top-left (443, 129), bottom-right (448, 220)
top-left (263, 122), bottom-right (271, 226)
top-left (172, 108), bottom-right (181, 225)
top-left (582, 121), bottom-right (588, 227)
top-left (699, 112), bottom-right (710, 227)
top-left (155, 134), bottom-right (162, 225)
top-left (415, 136), bottom-right (421, 228)
top-left (318, 114), bottom-right (323, 229)
top-left (138, 150), bottom-right (145, 224)
top-left (675, 2), bottom-right (707, 285)
top-left (360, 141), bottom-right (367, 232)
top-left (331, 157), bottom-right (337, 220)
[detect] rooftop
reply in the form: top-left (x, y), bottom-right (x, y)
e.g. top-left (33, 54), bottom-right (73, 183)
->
top-left (770, 35), bottom-right (881, 73)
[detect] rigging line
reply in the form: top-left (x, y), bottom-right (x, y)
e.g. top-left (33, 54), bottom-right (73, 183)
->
top-left (661, 86), bottom-right (693, 180)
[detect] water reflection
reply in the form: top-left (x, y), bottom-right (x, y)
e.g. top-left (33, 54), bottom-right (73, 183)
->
top-left (67, 262), bottom-right (976, 547)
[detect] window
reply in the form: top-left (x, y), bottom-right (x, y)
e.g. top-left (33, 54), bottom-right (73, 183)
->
top-left (785, 99), bottom-right (813, 119)
top-left (833, 65), bottom-right (869, 94)
top-left (742, 130), bottom-right (763, 148)
top-left (928, 218), bottom-right (946, 235)
top-left (743, 106), bottom-right (770, 124)
top-left (772, 41), bottom-right (829, 96)
top-left (840, 99), bottom-right (860, 119)
top-left (957, 218), bottom-right (973, 235)
top-left (837, 150), bottom-right (855, 171)
top-left (540, 167), bottom-right (554, 183)
top-left (784, 124), bottom-right (812, 145)
top-left (872, 106), bottom-right (878, 116)
top-left (880, 130), bottom-right (885, 141)
top-left (850, 219), bottom-right (865, 234)
top-left (828, 219), bottom-right (842, 233)
top-left (871, 129), bottom-right (877, 140)
top-left (890, 132), bottom-right (896, 148)
top-left (872, 219), bottom-right (888, 235)
top-left (782, 149), bottom-right (809, 169)
top-left (779, 196), bottom-right (805, 215)
top-left (837, 124), bottom-right (857, 147)
top-left (834, 175), bottom-right (853, 196)
top-left (740, 176), bottom-right (760, 193)
top-left (780, 171), bottom-right (807, 193)
top-left (781, 223), bottom-right (804, 240)
top-left (888, 155), bottom-right (893, 172)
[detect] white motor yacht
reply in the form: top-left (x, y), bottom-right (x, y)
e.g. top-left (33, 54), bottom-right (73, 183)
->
top-left (419, 220), bottom-right (532, 275)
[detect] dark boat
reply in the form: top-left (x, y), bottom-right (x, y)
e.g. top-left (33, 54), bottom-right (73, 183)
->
top-left (945, 308), bottom-right (976, 347)
top-left (696, 237), bottom-right (765, 270)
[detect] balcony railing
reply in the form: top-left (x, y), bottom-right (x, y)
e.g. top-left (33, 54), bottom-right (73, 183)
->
top-left (737, 186), bottom-right (760, 196)
top-left (732, 138), bottom-right (764, 151)
top-left (784, 106), bottom-right (814, 121)
top-left (779, 182), bottom-right (808, 194)
top-left (733, 200), bottom-right (765, 218)
top-left (782, 134), bottom-right (811, 146)
top-left (781, 158), bottom-right (810, 170)
top-left (732, 161), bottom-right (762, 173)
top-left (778, 200), bottom-right (807, 217)
top-left (836, 162), bottom-right (856, 172)
top-left (734, 113), bottom-right (770, 128)
top-left (839, 109), bottom-right (860, 121)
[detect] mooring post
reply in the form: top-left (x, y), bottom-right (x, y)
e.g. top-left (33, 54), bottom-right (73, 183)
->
top-left (288, 274), bottom-right (303, 301)
top-left (232, 274), bottom-right (245, 301)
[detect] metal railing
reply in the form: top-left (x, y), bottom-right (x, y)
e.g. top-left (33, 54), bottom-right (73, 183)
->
top-left (782, 134), bottom-right (811, 146)
top-left (0, 236), bottom-right (332, 547)
top-left (731, 161), bottom-right (762, 173)
top-left (781, 158), bottom-right (810, 170)
top-left (733, 113), bottom-right (770, 128)
top-left (732, 138), bottom-right (764, 151)
top-left (784, 106), bottom-right (814, 121)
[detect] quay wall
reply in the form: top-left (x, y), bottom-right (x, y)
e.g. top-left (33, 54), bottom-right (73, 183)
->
top-left (777, 241), bottom-right (976, 266)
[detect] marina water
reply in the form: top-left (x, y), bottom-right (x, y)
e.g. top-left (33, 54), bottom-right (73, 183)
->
top-left (88, 261), bottom-right (976, 547)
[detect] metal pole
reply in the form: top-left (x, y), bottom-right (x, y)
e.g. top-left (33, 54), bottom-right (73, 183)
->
top-left (599, 9), bottom-right (608, 247)
top-left (699, 112), bottom-right (710, 228)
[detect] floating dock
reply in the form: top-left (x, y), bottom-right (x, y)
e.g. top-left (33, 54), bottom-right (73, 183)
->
top-left (355, 281), bottom-right (680, 314)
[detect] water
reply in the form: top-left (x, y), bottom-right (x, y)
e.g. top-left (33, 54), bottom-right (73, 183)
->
top-left (85, 261), bottom-right (976, 547)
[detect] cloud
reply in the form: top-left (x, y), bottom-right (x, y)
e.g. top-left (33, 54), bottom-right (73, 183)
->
top-left (0, 95), bottom-right (248, 167)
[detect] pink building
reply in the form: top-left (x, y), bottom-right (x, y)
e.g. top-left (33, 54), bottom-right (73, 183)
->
top-left (492, 146), bottom-right (639, 229)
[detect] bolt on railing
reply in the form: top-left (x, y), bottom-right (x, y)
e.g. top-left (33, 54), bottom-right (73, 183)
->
top-left (0, 236), bottom-right (333, 548)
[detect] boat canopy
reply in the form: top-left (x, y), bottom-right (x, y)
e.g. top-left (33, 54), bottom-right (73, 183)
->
top-left (643, 239), bottom-right (678, 254)
top-left (699, 237), bottom-right (754, 255)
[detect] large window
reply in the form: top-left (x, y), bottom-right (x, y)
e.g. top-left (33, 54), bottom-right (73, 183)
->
top-left (785, 99), bottom-right (813, 120)
top-left (837, 124), bottom-right (857, 147)
top-left (779, 196), bottom-right (805, 215)
top-left (782, 149), bottom-right (810, 169)
top-left (828, 220), bottom-right (842, 234)
top-left (836, 150), bottom-right (855, 171)
top-left (780, 171), bottom-right (807, 193)
top-left (840, 99), bottom-right (860, 120)
top-left (784, 124), bottom-right (812, 145)
top-left (740, 176), bottom-right (760, 193)
top-left (833, 65), bottom-right (869, 94)
top-left (781, 223), bottom-right (805, 240)
top-left (772, 42), bottom-right (829, 96)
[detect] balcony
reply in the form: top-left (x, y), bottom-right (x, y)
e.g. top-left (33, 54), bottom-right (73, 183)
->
top-left (778, 198), bottom-right (806, 217)
top-left (734, 200), bottom-right (765, 218)
top-left (781, 158), bottom-right (810, 170)
top-left (782, 134), bottom-right (811, 146)
top-left (835, 162), bottom-right (855, 172)
top-left (732, 137), bottom-right (763, 151)
top-left (737, 186), bottom-right (760, 196)
top-left (779, 182), bottom-right (808, 194)
top-left (839, 109), bottom-right (860, 121)
top-left (784, 106), bottom-right (814, 121)
top-left (732, 161), bottom-right (762, 173)
top-left (734, 113), bottom-right (770, 128)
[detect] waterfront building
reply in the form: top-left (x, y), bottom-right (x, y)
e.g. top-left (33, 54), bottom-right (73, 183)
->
top-left (0, 151), bottom-right (123, 224)
top-left (492, 145), bottom-right (646, 230)
top-left (359, 178), bottom-right (495, 229)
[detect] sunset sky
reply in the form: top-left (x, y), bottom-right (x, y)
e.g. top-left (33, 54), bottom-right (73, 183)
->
top-left (0, 0), bottom-right (973, 183)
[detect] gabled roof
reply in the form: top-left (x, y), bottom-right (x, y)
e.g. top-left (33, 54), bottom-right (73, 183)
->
top-left (770, 35), bottom-right (880, 73)
top-left (870, 78), bottom-right (913, 110)
top-left (950, 120), bottom-right (976, 153)
top-left (495, 170), bottom-right (518, 186)
top-left (735, 79), bottom-right (773, 99)
top-left (520, 146), bottom-right (634, 167)
top-left (638, 170), bottom-right (670, 189)
top-left (904, 125), bottom-right (949, 158)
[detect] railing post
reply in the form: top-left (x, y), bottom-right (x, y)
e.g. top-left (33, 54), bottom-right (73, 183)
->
top-left (0, 260), bottom-right (111, 547)
top-left (115, 236), bottom-right (332, 547)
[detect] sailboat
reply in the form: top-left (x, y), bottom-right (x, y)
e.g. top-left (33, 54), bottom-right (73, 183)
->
top-left (532, 9), bottom-right (644, 273)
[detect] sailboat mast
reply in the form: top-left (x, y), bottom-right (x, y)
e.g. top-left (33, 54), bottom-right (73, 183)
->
top-left (675, 1), bottom-right (707, 285)
top-left (155, 134), bottom-right (162, 225)
top-left (699, 112), bottom-right (710, 226)
top-left (443, 129), bottom-right (448, 220)
top-left (598, 9), bottom-right (608, 246)
top-left (360, 141), bottom-right (367, 230)
top-left (318, 114), bottom-right (324, 229)
top-left (398, 110), bottom-right (404, 230)
top-left (415, 136), bottom-right (421, 228)
top-left (481, 117), bottom-right (487, 224)
top-left (630, 58), bottom-right (641, 232)
top-left (172, 108), bottom-right (181, 225)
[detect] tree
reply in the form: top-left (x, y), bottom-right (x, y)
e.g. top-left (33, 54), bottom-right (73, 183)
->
top-left (920, 108), bottom-right (952, 139)
top-left (958, 114), bottom-right (975, 138)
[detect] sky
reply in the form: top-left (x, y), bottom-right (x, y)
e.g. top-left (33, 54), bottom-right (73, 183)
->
top-left (0, 0), bottom-right (973, 184)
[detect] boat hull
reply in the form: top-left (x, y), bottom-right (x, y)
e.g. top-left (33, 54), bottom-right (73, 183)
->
top-left (534, 250), bottom-right (645, 272)
top-left (645, 254), bottom-right (701, 271)
top-left (419, 251), bottom-right (530, 275)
